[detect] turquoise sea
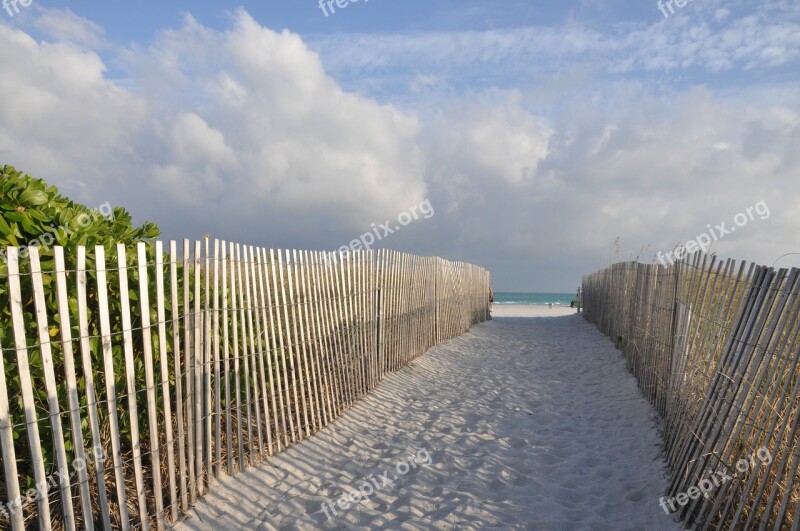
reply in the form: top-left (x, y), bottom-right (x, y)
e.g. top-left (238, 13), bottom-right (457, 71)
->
top-left (494, 292), bottom-right (575, 307)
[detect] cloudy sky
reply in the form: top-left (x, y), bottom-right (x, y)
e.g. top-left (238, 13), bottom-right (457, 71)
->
top-left (1, 0), bottom-right (798, 291)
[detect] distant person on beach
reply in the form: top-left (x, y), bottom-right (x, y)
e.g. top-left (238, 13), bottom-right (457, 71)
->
top-left (572, 287), bottom-right (582, 313)
top-left (489, 288), bottom-right (494, 312)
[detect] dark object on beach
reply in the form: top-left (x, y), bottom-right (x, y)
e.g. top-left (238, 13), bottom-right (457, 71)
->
top-left (572, 286), bottom-right (583, 312)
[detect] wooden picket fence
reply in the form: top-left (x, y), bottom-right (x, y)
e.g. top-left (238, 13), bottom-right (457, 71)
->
top-left (0, 240), bottom-right (490, 530)
top-left (583, 253), bottom-right (800, 530)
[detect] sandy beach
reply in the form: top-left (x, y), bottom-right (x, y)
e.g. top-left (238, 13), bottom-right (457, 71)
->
top-left (179, 307), bottom-right (679, 530)
top-left (492, 304), bottom-right (577, 318)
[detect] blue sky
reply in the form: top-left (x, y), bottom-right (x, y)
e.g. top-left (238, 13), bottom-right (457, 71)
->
top-left (32, 1), bottom-right (657, 40)
top-left (30, 0), bottom-right (790, 96)
top-left (2, 0), bottom-right (799, 290)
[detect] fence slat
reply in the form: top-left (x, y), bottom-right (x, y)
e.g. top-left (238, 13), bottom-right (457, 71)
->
top-left (28, 247), bottom-right (77, 529)
top-left (95, 245), bottom-right (130, 530)
top-left (235, 243), bottom-right (253, 464)
top-left (136, 242), bottom-right (165, 528)
top-left (332, 252), bottom-right (354, 403)
top-left (0, 332), bottom-right (24, 530)
top-left (170, 240), bottom-right (188, 511)
top-left (155, 241), bottom-right (179, 522)
top-left (249, 246), bottom-right (274, 456)
top-left (288, 250), bottom-right (312, 437)
top-left (308, 250), bottom-right (335, 424)
top-left (294, 250), bottom-right (318, 434)
top-left (183, 239), bottom-right (196, 502)
top-left (222, 242), bottom-right (233, 474)
top-left (230, 242), bottom-right (244, 468)
top-left (339, 252), bottom-right (359, 397)
top-left (204, 239), bottom-right (213, 485)
top-left (193, 240), bottom-right (204, 494)
top-left (212, 240), bottom-right (223, 475)
top-left (264, 248), bottom-right (289, 451)
top-left (327, 251), bottom-right (347, 414)
top-left (242, 246), bottom-right (263, 459)
top-left (277, 249), bottom-right (302, 442)
top-left (76, 247), bottom-right (113, 529)
top-left (7, 248), bottom-right (52, 530)
top-left (53, 247), bottom-right (92, 530)
top-left (116, 244), bottom-right (150, 529)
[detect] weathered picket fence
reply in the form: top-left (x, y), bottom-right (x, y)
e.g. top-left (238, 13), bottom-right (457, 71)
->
top-left (583, 253), bottom-right (799, 530)
top-left (0, 241), bottom-right (491, 530)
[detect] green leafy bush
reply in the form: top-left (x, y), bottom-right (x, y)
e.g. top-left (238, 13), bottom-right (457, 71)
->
top-left (0, 165), bottom-right (162, 525)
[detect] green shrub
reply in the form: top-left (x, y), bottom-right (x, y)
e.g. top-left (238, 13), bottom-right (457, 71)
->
top-left (0, 165), bottom-right (162, 520)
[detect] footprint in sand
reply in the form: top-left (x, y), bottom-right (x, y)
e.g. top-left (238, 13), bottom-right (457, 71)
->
top-left (597, 467), bottom-right (614, 479)
top-left (577, 456), bottom-right (601, 468)
top-left (626, 490), bottom-right (644, 502)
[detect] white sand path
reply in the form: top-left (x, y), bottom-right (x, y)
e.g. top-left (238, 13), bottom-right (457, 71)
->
top-left (179, 306), bottom-right (681, 530)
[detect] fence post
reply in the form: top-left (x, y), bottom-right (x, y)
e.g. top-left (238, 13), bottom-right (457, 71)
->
top-left (434, 259), bottom-right (439, 343)
top-left (375, 286), bottom-right (382, 381)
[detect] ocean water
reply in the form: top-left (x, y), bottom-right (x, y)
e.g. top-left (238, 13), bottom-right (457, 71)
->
top-left (494, 292), bottom-right (576, 306)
